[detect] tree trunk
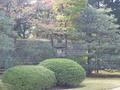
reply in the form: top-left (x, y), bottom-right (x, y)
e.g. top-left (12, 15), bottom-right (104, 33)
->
top-left (87, 45), bottom-right (93, 75)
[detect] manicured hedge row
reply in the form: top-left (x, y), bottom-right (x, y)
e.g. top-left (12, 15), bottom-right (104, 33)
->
top-left (39, 58), bottom-right (86, 87)
top-left (2, 66), bottom-right (56, 90)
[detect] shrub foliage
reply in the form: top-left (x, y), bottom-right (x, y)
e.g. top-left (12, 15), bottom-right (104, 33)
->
top-left (40, 58), bottom-right (86, 87)
top-left (2, 66), bottom-right (56, 90)
top-left (0, 80), bottom-right (13, 90)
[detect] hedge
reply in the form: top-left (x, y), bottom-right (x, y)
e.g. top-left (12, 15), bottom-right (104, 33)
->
top-left (0, 80), bottom-right (12, 90)
top-left (39, 58), bottom-right (86, 87)
top-left (0, 80), bottom-right (6, 90)
top-left (2, 65), bottom-right (56, 90)
top-left (67, 55), bottom-right (91, 75)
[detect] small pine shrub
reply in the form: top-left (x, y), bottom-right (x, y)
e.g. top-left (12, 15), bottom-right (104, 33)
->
top-left (2, 65), bottom-right (56, 90)
top-left (39, 58), bottom-right (86, 87)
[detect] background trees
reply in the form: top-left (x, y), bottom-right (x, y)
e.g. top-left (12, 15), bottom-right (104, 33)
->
top-left (88, 0), bottom-right (120, 28)
top-left (75, 7), bottom-right (119, 74)
top-left (0, 0), bottom-right (120, 73)
top-left (0, 10), bottom-right (17, 69)
top-left (0, 10), bottom-right (15, 50)
top-left (52, 0), bottom-right (88, 31)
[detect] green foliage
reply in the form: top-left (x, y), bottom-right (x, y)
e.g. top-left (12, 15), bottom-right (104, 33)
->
top-left (0, 81), bottom-right (7, 90)
top-left (53, 0), bottom-right (87, 15)
top-left (0, 80), bottom-right (12, 90)
top-left (40, 58), bottom-right (86, 87)
top-left (75, 7), bottom-right (118, 47)
top-left (75, 7), bottom-right (119, 74)
top-left (89, 0), bottom-right (120, 26)
top-left (0, 10), bottom-right (16, 70)
top-left (67, 56), bottom-right (92, 75)
top-left (67, 55), bottom-right (88, 65)
top-left (0, 33), bottom-right (14, 50)
top-left (53, 0), bottom-right (88, 31)
top-left (0, 10), bottom-right (14, 50)
top-left (15, 40), bottom-right (56, 64)
top-left (76, 7), bottom-right (118, 37)
top-left (2, 66), bottom-right (56, 90)
top-left (105, 0), bottom-right (120, 25)
top-left (0, 11), bottom-right (13, 33)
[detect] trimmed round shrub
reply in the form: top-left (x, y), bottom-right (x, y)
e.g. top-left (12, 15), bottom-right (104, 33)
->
top-left (0, 80), bottom-right (12, 90)
top-left (39, 58), bottom-right (86, 87)
top-left (2, 65), bottom-right (56, 90)
top-left (0, 80), bottom-right (6, 90)
top-left (67, 56), bottom-right (92, 75)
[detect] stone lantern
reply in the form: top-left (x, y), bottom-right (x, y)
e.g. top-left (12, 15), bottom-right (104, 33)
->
top-left (50, 32), bottom-right (67, 57)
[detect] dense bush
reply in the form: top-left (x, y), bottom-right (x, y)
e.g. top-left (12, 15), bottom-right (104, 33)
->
top-left (67, 55), bottom-right (91, 75)
top-left (14, 40), bottom-right (56, 65)
top-left (0, 81), bottom-right (6, 90)
top-left (40, 58), bottom-right (86, 87)
top-left (2, 65), bottom-right (56, 90)
top-left (67, 55), bottom-right (88, 65)
top-left (0, 80), bottom-right (12, 90)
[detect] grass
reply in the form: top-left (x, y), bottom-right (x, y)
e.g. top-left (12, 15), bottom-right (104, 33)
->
top-left (53, 78), bottom-right (120, 90)
top-left (80, 78), bottom-right (120, 90)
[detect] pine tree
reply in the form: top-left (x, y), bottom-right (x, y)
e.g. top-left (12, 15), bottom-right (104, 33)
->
top-left (75, 7), bottom-right (119, 74)
top-left (0, 10), bottom-right (15, 50)
top-left (88, 0), bottom-right (120, 27)
top-left (0, 10), bottom-right (17, 69)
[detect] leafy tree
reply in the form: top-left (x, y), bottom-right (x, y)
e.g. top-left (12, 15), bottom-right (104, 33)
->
top-left (52, 0), bottom-right (88, 31)
top-left (14, 18), bottom-right (31, 39)
top-left (75, 7), bottom-right (119, 74)
top-left (0, 10), bottom-right (17, 69)
top-left (0, 10), bottom-right (15, 50)
top-left (88, 0), bottom-right (120, 27)
top-left (105, 0), bottom-right (120, 28)
top-left (4, 0), bottom-right (33, 39)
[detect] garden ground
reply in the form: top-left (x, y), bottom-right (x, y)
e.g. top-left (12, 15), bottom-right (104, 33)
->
top-left (0, 74), bottom-right (120, 90)
top-left (53, 78), bottom-right (120, 90)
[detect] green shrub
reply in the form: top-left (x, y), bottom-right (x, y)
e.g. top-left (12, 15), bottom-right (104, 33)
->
top-left (0, 80), bottom-right (12, 90)
top-left (67, 55), bottom-right (88, 65)
top-left (2, 65), bottom-right (56, 90)
top-left (0, 80), bottom-right (6, 90)
top-left (67, 55), bottom-right (93, 75)
top-left (39, 58), bottom-right (86, 87)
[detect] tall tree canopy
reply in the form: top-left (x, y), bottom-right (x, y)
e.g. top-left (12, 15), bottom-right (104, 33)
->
top-left (53, 0), bottom-right (88, 31)
top-left (75, 7), bottom-right (119, 74)
top-left (88, 0), bottom-right (120, 27)
top-left (0, 10), bottom-right (15, 50)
